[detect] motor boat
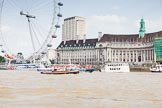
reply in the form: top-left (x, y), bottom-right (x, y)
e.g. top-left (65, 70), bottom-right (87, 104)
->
top-left (150, 65), bottom-right (162, 72)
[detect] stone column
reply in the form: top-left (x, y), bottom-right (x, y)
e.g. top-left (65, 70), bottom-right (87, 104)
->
top-left (114, 50), bottom-right (116, 62)
top-left (136, 50), bottom-right (138, 63)
top-left (147, 49), bottom-right (149, 61)
top-left (143, 50), bottom-right (145, 62)
top-left (149, 50), bottom-right (151, 61)
top-left (125, 50), bottom-right (127, 62)
top-left (133, 50), bottom-right (135, 62)
top-left (118, 50), bottom-right (120, 62)
top-left (111, 49), bottom-right (113, 62)
top-left (151, 49), bottom-right (153, 61)
top-left (121, 50), bottom-right (123, 62)
top-left (105, 48), bottom-right (107, 63)
top-left (129, 50), bottom-right (131, 62)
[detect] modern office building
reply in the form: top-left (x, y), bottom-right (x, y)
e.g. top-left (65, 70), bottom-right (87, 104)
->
top-left (62, 16), bottom-right (86, 41)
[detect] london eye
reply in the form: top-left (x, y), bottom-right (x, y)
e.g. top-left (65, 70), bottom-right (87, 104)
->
top-left (0, 0), bottom-right (63, 63)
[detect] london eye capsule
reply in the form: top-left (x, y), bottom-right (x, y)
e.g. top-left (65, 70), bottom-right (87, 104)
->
top-left (1, 50), bottom-right (5, 53)
top-left (55, 24), bottom-right (60, 28)
top-left (41, 52), bottom-right (46, 54)
top-left (47, 44), bottom-right (52, 47)
top-left (57, 13), bottom-right (63, 17)
top-left (52, 35), bottom-right (57, 38)
top-left (58, 2), bottom-right (63, 6)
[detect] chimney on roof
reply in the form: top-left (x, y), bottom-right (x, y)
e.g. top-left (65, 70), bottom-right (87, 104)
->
top-left (98, 32), bottom-right (102, 41)
top-left (76, 39), bottom-right (79, 44)
top-left (63, 40), bottom-right (66, 45)
top-left (83, 34), bottom-right (86, 43)
top-left (76, 35), bottom-right (79, 44)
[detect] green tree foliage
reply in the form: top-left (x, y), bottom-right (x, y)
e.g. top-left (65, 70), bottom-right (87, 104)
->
top-left (0, 56), bottom-right (5, 63)
top-left (50, 59), bottom-right (54, 64)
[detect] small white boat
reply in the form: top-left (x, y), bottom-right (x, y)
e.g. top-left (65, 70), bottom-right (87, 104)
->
top-left (150, 65), bottom-right (162, 72)
top-left (37, 64), bottom-right (53, 72)
top-left (15, 64), bottom-right (39, 70)
top-left (37, 68), bottom-right (53, 72)
top-left (101, 62), bottom-right (130, 72)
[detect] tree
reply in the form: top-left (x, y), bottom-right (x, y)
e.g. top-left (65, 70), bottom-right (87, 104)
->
top-left (0, 56), bottom-right (5, 63)
top-left (50, 59), bottom-right (54, 64)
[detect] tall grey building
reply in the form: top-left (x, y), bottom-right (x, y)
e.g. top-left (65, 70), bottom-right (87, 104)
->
top-left (62, 16), bottom-right (86, 41)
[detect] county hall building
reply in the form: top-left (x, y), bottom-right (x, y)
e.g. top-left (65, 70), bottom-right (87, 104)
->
top-left (56, 17), bottom-right (162, 65)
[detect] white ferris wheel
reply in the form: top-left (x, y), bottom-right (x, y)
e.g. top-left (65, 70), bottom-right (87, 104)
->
top-left (0, 0), bottom-right (63, 62)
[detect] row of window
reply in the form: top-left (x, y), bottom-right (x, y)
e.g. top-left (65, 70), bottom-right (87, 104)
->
top-left (107, 42), bottom-right (153, 46)
top-left (110, 68), bottom-right (121, 70)
top-left (60, 46), bottom-right (95, 49)
top-left (108, 64), bottom-right (124, 66)
top-left (112, 50), bottom-right (153, 53)
top-left (61, 59), bottom-right (97, 62)
top-left (110, 37), bottom-right (153, 42)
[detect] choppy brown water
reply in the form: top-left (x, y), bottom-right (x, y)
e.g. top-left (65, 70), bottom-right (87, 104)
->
top-left (0, 70), bottom-right (162, 108)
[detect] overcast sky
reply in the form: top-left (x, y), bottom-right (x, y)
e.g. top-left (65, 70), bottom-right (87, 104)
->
top-left (0, 0), bottom-right (162, 57)
top-left (63, 0), bottom-right (162, 37)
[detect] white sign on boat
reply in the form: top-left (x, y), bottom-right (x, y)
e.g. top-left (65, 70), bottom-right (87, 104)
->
top-left (102, 62), bottom-right (130, 72)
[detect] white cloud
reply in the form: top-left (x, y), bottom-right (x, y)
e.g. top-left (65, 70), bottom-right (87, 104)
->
top-left (86, 15), bottom-right (162, 38)
top-left (134, 18), bottom-right (162, 33)
top-left (145, 18), bottom-right (162, 33)
top-left (1, 25), bottom-right (11, 32)
top-left (86, 14), bottom-right (132, 37)
top-left (0, 23), bottom-right (60, 58)
top-left (88, 15), bottom-right (127, 25)
top-left (111, 6), bottom-right (120, 11)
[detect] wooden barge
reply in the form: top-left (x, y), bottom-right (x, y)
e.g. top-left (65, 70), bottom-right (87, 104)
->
top-left (40, 70), bottom-right (79, 75)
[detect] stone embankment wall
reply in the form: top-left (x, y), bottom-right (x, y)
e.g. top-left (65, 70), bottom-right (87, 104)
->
top-left (130, 67), bottom-right (150, 72)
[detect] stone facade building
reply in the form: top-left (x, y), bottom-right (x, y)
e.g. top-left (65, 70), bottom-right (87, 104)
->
top-left (57, 31), bottom-right (162, 65)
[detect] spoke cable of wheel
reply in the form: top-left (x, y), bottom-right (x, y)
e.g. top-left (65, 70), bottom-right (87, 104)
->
top-left (29, 0), bottom-right (49, 12)
top-left (25, 0), bottom-right (58, 61)
top-left (0, 0), bottom-right (63, 62)
top-left (30, 20), bottom-right (47, 41)
top-left (36, 0), bottom-right (57, 54)
top-left (28, 18), bottom-right (36, 52)
top-left (30, 21), bottom-right (41, 46)
top-left (0, 0), bottom-right (10, 54)
top-left (30, 1), bottom-right (52, 13)
top-left (48, 0), bottom-right (62, 45)
top-left (7, 0), bottom-right (22, 11)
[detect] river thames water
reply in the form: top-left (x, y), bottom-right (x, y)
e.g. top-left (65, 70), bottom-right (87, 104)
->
top-left (0, 70), bottom-right (162, 108)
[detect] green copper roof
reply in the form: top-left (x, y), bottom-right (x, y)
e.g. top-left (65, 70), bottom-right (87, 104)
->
top-left (139, 18), bottom-right (146, 38)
